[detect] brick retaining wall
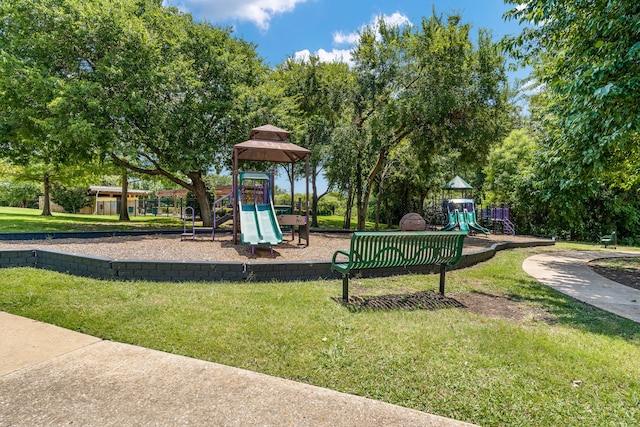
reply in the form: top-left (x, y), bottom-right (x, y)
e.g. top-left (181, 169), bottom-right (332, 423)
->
top-left (0, 250), bottom-right (35, 269)
top-left (0, 239), bottom-right (554, 283)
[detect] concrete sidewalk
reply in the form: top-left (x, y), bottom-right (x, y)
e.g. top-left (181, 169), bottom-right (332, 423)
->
top-left (0, 311), bottom-right (475, 426)
top-left (523, 250), bottom-right (640, 323)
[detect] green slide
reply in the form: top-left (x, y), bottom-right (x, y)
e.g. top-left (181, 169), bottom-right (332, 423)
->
top-left (456, 210), bottom-right (470, 233)
top-left (441, 211), bottom-right (458, 232)
top-left (238, 171), bottom-right (283, 249)
top-left (465, 209), bottom-right (491, 235)
top-left (255, 203), bottom-right (283, 245)
top-left (239, 202), bottom-right (261, 246)
top-left (239, 200), bottom-right (283, 246)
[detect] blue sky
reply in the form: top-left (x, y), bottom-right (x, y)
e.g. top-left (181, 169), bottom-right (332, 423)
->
top-left (163, 0), bottom-right (528, 81)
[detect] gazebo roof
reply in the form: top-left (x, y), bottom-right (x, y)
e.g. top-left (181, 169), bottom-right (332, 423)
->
top-left (250, 124), bottom-right (290, 141)
top-left (442, 176), bottom-right (473, 190)
top-left (234, 125), bottom-right (309, 163)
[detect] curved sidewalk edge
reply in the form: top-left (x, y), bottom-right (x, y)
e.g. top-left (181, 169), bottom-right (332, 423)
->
top-left (522, 251), bottom-right (640, 323)
top-left (0, 312), bottom-right (476, 427)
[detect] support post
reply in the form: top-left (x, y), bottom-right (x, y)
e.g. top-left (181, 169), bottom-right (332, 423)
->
top-left (232, 149), bottom-right (238, 244)
top-left (342, 275), bottom-right (349, 302)
top-left (439, 264), bottom-right (447, 295)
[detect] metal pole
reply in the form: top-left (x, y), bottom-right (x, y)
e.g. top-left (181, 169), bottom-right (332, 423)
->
top-left (94, 191), bottom-right (99, 215)
top-left (232, 148), bottom-right (238, 245)
top-left (439, 264), bottom-right (446, 295)
top-left (342, 275), bottom-right (349, 301)
top-left (305, 154), bottom-right (310, 247)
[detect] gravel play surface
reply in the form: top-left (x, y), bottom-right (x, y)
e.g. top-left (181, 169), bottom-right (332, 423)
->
top-left (0, 232), bottom-right (551, 262)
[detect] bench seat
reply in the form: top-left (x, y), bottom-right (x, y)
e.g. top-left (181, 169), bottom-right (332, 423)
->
top-left (599, 231), bottom-right (616, 248)
top-left (331, 231), bottom-right (466, 300)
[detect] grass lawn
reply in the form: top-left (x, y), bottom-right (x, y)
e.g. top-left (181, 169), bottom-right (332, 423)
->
top-left (0, 207), bottom-right (183, 232)
top-left (315, 214), bottom-right (395, 230)
top-left (1, 243), bottom-right (639, 426)
top-left (592, 257), bottom-right (640, 272)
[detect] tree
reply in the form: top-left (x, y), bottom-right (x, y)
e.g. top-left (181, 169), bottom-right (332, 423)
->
top-left (502, 0), bottom-right (640, 192)
top-left (341, 12), bottom-right (512, 229)
top-left (0, 0), bottom-right (264, 226)
top-left (0, 182), bottom-right (40, 208)
top-left (483, 129), bottom-right (536, 203)
top-left (501, 0), bottom-right (640, 239)
top-left (277, 56), bottom-right (353, 227)
top-left (51, 185), bottom-right (91, 214)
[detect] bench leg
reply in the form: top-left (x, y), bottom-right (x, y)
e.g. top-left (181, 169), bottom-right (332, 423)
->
top-left (342, 275), bottom-right (349, 301)
top-left (439, 264), bottom-right (446, 295)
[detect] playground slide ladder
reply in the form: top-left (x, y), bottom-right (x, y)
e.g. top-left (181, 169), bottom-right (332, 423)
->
top-left (181, 206), bottom-right (195, 241)
top-left (213, 191), bottom-right (234, 231)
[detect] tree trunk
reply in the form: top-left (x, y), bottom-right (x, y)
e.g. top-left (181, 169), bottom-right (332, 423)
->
top-left (343, 182), bottom-right (354, 229)
top-left (189, 172), bottom-right (213, 227)
top-left (357, 187), bottom-right (373, 231)
top-left (374, 178), bottom-right (382, 231)
top-left (119, 169), bottom-right (130, 221)
top-left (418, 192), bottom-right (427, 217)
top-left (41, 173), bottom-right (52, 216)
top-left (355, 151), bottom-right (365, 230)
top-left (386, 197), bottom-right (392, 229)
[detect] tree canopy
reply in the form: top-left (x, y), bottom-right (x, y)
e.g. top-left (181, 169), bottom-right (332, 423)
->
top-left (0, 0), bottom-right (264, 225)
top-left (501, 0), bottom-right (640, 240)
top-left (503, 0), bottom-right (640, 190)
top-left (333, 13), bottom-right (513, 229)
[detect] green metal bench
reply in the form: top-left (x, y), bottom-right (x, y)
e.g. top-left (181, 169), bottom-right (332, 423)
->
top-left (331, 231), bottom-right (467, 301)
top-left (599, 231), bottom-right (616, 248)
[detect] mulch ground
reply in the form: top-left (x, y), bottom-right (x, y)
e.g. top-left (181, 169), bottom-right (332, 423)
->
top-left (589, 261), bottom-right (640, 291)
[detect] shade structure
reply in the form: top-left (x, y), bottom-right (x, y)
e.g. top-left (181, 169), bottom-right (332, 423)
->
top-left (233, 139), bottom-right (310, 163)
top-left (250, 124), bottom-right (291, 141)
top-left (234, 125), bottom-right (310, 163)
top-left (442, 176), bottom-right (473, 190)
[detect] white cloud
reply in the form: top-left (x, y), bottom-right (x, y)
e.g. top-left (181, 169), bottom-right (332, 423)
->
top-left (333, 12), bottom-right (412, 46)
top-left (382, 12), bottom-right (412, 28)
top-left (333, 31), bottom-right (359, 45)
top-left (298, 12), bottom-right (412, 66)
top-left (163, 0), bottom-right (308, 30)
top-left (294, 48), bottom-right (354, 66)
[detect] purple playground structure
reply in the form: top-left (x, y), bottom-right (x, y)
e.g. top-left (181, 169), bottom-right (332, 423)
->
top-left (479, 203), bottom-right (516, 235)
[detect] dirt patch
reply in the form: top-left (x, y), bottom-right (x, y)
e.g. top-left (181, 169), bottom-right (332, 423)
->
top-left (588, 258), bottom-right (640, 291)
top-left (455, 291), bottom-right (538, 321)
top-left (337, 290), bottom-right (466, 311)
top-left (337, 289), bottom-right (549, 322)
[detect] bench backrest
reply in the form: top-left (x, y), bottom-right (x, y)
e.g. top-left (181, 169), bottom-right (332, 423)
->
top-left (346, 231), bottom-right (466, 270)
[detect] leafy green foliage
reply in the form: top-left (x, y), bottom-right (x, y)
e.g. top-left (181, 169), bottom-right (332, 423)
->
top-left (275, 57), bottom-right (353, 226)
top-left (0, 0), bottom-right (264, 226)
top-left (51, 184), bottom-right (91, 214)
top-left (484, 129), bottom-right (536, 204)
top-left (0, 182), bottom-right (40, 208)
top-left (501, 0), bottom-right (640, 239)
top-left (332, 12), bottom-right (514, 229)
